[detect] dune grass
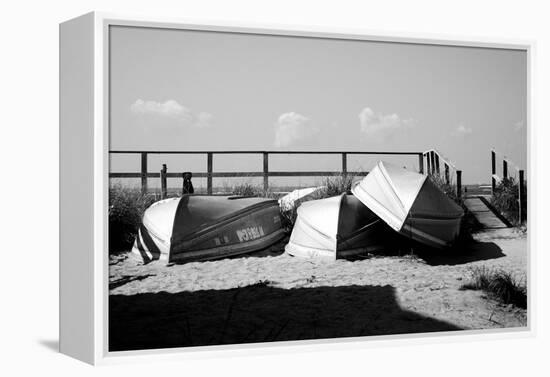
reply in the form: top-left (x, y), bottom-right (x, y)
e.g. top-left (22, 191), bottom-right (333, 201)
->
top-left (109, 184), bottom-right (156, 253)
top-left (491, 177), bottom-right (527, 225)
top-left (319, 174), bottom-right (354, 197)
top-left (460, 266), bottom-right (527, 309)
top-left (230, 182), bottom-right (275, 198)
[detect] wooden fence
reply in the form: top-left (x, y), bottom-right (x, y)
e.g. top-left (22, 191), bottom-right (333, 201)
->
top-left (422, 149), bottom-right (462, 199)
top-left (109, 150), bottom-right (426, 195)
top-left (491, 149), bottom-right (527, 224)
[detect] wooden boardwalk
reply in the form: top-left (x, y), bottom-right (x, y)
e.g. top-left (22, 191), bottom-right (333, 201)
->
top-left (464, 196), bottom-right (511, 229)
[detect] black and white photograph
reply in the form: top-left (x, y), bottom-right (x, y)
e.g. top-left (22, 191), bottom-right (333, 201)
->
top-left (7, 0), bottom-right (550, 374)
top-left (107, 24), bottom-right (528, 352)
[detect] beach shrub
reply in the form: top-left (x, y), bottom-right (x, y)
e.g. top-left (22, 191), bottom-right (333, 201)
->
top-left (231, 182), bottom-right (261, 197)
top-left (319, 174), bottom-right (354, 197)
top-left (460, 266), bottom-right (527, 309)
top-left (491, 177), bottom-right (526, 225)
top-left (230, 182), bottom-right (276, 198)
top-left (109, 185), bottom-right (156, 253)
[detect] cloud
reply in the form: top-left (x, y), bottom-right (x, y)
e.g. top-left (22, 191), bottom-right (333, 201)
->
top-left (274, 112), bottom-right (319, 148)
top-left (452, 124), bottom-right (473, 136)
top-left (358, 107), bottom-right (415, 142)
top-left (195, 112), bottom-right (214, 128)
top-left (130, 99), bottom-right (212, 128)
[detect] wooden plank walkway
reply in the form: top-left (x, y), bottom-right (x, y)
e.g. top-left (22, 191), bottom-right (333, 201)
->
top-left (464, 196), bottom-right (510, 229)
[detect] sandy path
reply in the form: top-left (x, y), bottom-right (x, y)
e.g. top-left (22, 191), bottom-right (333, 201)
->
top-left (109, 228), bottom-right (527, 350)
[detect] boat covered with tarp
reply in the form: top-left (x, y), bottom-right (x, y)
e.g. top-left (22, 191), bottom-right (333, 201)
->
top-left (351, 161), bottom-right (464, 249)
top-left (285, 194), bottom-right (388, 259)
top-left (132, 195), bottom-right (285, 263)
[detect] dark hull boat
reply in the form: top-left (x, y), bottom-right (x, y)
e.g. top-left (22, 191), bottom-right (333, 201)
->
top-left (285, 194), bottom-right (388, 259)
top-left (132, 195), bottom-right (285, 264)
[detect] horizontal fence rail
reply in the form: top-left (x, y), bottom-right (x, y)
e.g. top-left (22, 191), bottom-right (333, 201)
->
top-left (109, 150), bottom-right (425, 195)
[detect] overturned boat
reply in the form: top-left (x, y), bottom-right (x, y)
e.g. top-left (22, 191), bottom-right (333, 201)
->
top-left (285, 194), bottom-right (388, 259)
top-left (352, 161), bottom-right (464, 249)
top-left (278, 186), bottom-right (325, 212)
top-left (132, 195), bottom-right (285, 263)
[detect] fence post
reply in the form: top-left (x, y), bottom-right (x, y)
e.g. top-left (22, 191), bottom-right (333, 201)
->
top-left (456, 170), bottom-right (462, 199)
top-left (342, 153), bottom-right (347, 176)
top-left (426, 153), bottom-right (431, 175)
top-left (207, 152), bottom-right (213, 195)
top-left (491, 150), bottom-right (497, 194)
top-left (263, 152), bottom-right (269, 193)
top-left (518, 169), bottom-right (526, 224)
top-left (140, 152), bottom-right (148, 195)
top-left (503, 159), bottom-right (508, 180)
top-left (418, 153), bottom-right (424, 174)
top-left (445, 163), bottom-right (450, 184)
top-left (435, 153), bottom-right (440, 175)
top-left (160, 164), bottom-right (167, 199)
top-left (430, 151), bottom-right (436, 175)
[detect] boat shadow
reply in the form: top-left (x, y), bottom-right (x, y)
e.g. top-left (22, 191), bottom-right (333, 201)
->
top-left (226, 235), bottom-right (505, 266)
top-left (413, 241), bottom-right (505, 266)
top-left (109, 283), bottom-right (462, 352)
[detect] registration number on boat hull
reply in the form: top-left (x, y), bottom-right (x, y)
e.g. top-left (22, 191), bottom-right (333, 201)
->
top-left (236, 226), bottom-right (265, 242)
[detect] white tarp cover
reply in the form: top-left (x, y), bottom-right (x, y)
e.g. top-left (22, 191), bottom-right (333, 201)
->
top-left (278, 186), bottom-right (325, 211)
top-left (352, 161), bottom-right (464, 248)
top-left (351, 161), bottom-right (426, 231)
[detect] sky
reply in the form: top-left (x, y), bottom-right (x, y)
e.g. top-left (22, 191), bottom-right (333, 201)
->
top-left (109, 25), bottom-right (527, 186)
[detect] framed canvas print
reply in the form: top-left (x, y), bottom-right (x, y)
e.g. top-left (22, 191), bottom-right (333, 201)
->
top-left (59, 12), bottom-right (533, 365)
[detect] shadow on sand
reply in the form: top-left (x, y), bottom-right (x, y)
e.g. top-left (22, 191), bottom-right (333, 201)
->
top-left (415, 241), bottom-right (505, 266)
top-left (109, 283), bottom-right (462, 352)
top-left (244, 234), bottom-right (505, 267)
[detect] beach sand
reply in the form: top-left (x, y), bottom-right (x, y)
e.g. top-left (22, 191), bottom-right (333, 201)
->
top-left (109, 227), bottom-right (527, 351)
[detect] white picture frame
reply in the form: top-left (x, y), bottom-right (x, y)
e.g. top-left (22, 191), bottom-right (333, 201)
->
top-left (59, 11), bottom-right (534, 365)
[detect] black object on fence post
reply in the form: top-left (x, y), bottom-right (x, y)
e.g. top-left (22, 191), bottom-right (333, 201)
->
top-left (342, 153), bottom-right (348, 176)
top-left (160, 164), bottom-right (167, 199)
top-left (263, 152), bottom-right (269, 193)
top-left (207, 152), bottom-right (213, 195)
top-left (140, 152), bottom-right (148, 195)
top-left (445, 163), bottom-right (450, 185)
top-left (418, 153), bottom-right (424, 174)
top-left (491, 150), bottom-right (497, 194)
top-left (503, 159), bottom-right (508, 180)
top-left (435, 153), bottom-right (440, 175)
top-left (456, 170), bottom-right (462, 199)
top-left (518, 169), bottom-right (526, 224)
top-left (182, 172), bottom-right (194, 195)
